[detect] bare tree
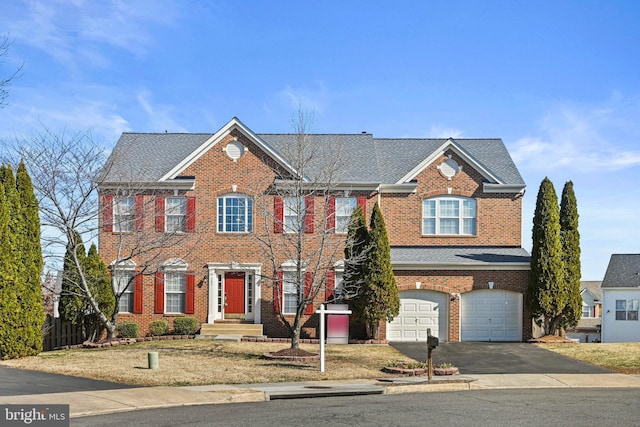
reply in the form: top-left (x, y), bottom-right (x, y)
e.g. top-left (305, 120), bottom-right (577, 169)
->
top-left (252, 111), bottom-right (367, 349)
top-left (8, 128), bottom-right (203, 339)
top-left (0, 33), bottom-right (22, 108)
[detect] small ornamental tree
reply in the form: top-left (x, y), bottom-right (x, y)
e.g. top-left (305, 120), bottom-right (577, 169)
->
top-left (357, 203), bottom-right (399, 339)
top-left (527, 177), bottom-right (566, 336)
top-left (559, 181), bottom-right (582, 332)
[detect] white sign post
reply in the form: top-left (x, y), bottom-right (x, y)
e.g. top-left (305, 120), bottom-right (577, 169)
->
top-left (316, 304), bottom-right (352, 372)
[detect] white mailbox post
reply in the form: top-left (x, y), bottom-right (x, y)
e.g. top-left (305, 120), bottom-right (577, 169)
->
top-left (316, 304), bottom-right (352, 372)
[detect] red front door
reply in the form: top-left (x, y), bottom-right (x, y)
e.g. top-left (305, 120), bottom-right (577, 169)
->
top-left (225, 272), bottom-right (245, 314)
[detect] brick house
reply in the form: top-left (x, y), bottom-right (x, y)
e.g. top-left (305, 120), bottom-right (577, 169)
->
top-left (99, 117), bottom-right (532, 342)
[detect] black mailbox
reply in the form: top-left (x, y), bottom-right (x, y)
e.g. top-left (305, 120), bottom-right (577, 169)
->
top-left (427, 335), bottom-right (439, 349)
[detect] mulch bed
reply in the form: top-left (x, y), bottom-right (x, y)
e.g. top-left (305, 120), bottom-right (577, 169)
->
top-left (529, 334), bottom-right (577, 344)
top-left (262, 347), bottom-right (320, 362)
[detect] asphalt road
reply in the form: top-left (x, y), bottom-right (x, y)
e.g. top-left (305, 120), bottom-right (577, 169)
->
top-left (70, 388), bottom-right (639, 427)
top-left (391, 342), bottom-right (612, 374)
top-left (0, 365), bottom-right (135, 396)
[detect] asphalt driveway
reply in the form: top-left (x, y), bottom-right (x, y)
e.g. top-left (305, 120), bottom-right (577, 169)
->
top-left (0, 365), bottom-right (136, 396)
top-left (391, 342), bottom-right (613, 374)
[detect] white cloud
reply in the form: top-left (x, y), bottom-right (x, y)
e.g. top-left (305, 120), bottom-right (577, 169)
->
top-left (136, 89), bottom-right (188, 133)
top-left (2, 0), bottom-right (180, 68)
top-left (510, 93), bottom-right (640, 172)
top-left (427, 125), bottom-right (464, 139)
top-left (0, 85), bottom-right (130, 143)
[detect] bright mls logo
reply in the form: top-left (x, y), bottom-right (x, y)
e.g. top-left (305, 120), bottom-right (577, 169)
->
top-left (1, 405), bottom-right (69, 426)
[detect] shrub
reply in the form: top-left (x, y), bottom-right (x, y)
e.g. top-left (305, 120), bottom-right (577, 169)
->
top-left (149, 320), bottom-right (169, 336)
top-left (117, 321), bottom-right (139, 338)
top-left (173, 317), bottom-right (199, 335)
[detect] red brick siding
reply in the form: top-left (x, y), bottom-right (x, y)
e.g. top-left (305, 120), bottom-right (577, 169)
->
top-left (99, 136), bottom-right (529, 340)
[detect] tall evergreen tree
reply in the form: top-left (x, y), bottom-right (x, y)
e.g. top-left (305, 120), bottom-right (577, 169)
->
top-left (59, 233), bottom-right (87, 324)
top-left (15, 161), bottom-right (45, 354)
top-left (0, 182), bottom-right (23, 359)
top-left (527, 177), bottom-right (566, 335)
top-left (342, 205), bottom-right (369, 303)
top-left (559, 181), bottom-right (582, 331)
top-left (84, 243), bottom-right (115, 341)
top-left (358, 203), bottom-right (399, 339)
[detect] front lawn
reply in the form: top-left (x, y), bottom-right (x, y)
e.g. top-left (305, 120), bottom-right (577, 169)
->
top-left (0, 340), bottom-right (414, 386)
top-left (537, 342), bottom-right (640, 374)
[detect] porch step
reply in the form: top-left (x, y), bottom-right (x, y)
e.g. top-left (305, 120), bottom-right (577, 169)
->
top-left (200, 323), bottom-right (264, 337)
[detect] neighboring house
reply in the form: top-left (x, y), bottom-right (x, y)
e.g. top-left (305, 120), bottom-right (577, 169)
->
top-left (566, 281), bottom-right (602, 343)
top-left (98, 117), bottom-right (531, 342)
top-left (601, 254), bottom-right (640, 343)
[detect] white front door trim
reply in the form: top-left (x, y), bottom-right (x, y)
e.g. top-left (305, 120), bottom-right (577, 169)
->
top-left (206, 262), bottom-right (262, 324)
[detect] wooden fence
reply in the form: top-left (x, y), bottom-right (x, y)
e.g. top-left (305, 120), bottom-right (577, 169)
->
top-left (42, 317), bottom-right (86, 351)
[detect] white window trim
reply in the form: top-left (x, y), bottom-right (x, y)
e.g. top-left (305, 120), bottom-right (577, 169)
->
top-left (280, 260), bottom-right (305, 315)
top-left (283, 197), bottom-right (306, 234)
top-left (113, 196), bottom-right (135, 233)
top-left (335, 197), bottom-right (357, 234)
top-left (615, 299), bottom-right (639, 321)
top-left (110, 259), bottom-right (136, 313)
top-left (422, 196), bottom-right (476, 236)
top-left (163, 258), bottom-right (188, 314)
top-left (218, 193), bottom-right (253, 233)
top-left (165, 197), bottom-right (186, 233)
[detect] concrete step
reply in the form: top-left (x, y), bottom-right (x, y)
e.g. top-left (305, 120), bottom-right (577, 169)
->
top-left (200, 323), bottom-right (263, 337)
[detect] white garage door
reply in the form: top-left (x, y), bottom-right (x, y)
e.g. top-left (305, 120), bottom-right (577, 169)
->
top-left (460, 290), bottom-right (522, 341)
top-left (387, 290), bottom-right (448, 342)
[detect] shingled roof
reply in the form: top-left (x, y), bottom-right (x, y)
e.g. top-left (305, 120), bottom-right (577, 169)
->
top-left (391, 246), bottom-right (530, 269)
top-left (602, 254), bottom-right (640, 288)
top-left (101, 118), bottom-right (525, 188)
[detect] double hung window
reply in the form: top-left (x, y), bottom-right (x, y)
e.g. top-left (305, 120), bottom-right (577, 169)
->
top-left (335, 197), bottom-right (357, 234)
top-left (165, 273), bottom-right (186, 314)
top-left (165, 197), bottom-right (186, 232)
top-left (615, 299), bottom-right (639, 321)
top-left (114, 197), bottom-right (135, 232)
top-left (114, 271), bottom-right (134, 313)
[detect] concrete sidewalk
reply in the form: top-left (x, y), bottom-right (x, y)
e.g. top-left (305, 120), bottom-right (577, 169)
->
top-left (3, 373), bottom-right (640, 418)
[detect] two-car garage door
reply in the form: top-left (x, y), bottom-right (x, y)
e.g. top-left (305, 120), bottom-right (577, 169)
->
top-left (388, 289), bottom-right (523, 342)
top-left (460, 290), bottom-right (522, 341)
top-left (387, 290), bottom-right (448, 342)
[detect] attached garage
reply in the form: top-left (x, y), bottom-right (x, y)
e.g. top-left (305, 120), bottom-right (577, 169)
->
top-left (387, 290), bottom-right (448, 342)
top-left (460, 290), bottom-right (522, 341)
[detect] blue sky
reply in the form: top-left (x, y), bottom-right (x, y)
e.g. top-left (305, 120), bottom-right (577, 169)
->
top-left (1, 1), bottom-right (639, 280)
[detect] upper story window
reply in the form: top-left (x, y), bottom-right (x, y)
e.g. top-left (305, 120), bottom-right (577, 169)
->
top-left (616, 299), bottom-right (639, 321)
top-left (582, 304), bottom-right (591, 318)
top-left (335, 197), bottom-right (357, 234)
top-left (422, 197), bottom-right (476, 236)
top-left (155, 196), bottom-right (196, 233)
top-left (274, 196), bottom-right (314, 234)
top-left (114, 196), bottom-right (135, 232)
top-left (218, 194), bottom-right (253, 233)
top-left (166, 197), bottom-right (186, 232)
top-left (284, 196), bottom-right (305, 233)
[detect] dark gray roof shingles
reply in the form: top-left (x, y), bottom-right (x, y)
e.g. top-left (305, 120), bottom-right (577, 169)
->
top-left (391, 246), bottom-right (530, 266)
top-left (101, 125), bottom-right (524, 188)
top-left (601, 254), bottom-right (640, 288)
